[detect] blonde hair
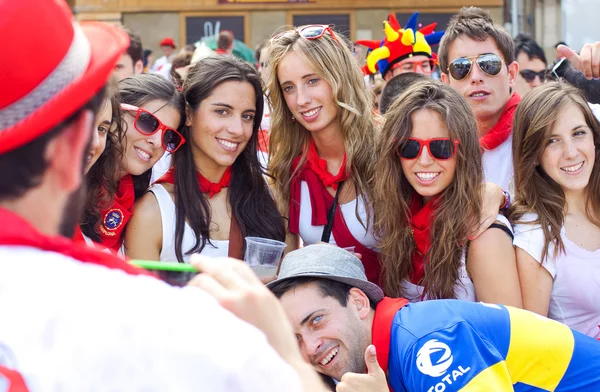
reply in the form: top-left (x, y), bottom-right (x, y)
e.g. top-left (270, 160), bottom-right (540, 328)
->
top-left (267, 27), bottom-right (376, 218)
top-left (510, 82), bottom-right (600, 262)
top-left (371, 79), bottom-right (483, 298)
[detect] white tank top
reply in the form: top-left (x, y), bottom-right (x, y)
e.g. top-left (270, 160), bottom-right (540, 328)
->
top-left (401, 214), bottom-right (512, 303)
top-left (297, 181), bottom-right (379, 249)
top-left (149, 184), bottom-right (229, 263)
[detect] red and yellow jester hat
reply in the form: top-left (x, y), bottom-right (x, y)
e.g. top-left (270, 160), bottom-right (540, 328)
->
top-left (357, 12), bottom-right (445, 78)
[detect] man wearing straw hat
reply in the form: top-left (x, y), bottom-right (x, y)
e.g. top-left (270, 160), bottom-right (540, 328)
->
top-left (0, 1), bottom-right (328, 390)
top-left (268, 244), bottom-right (600, 391)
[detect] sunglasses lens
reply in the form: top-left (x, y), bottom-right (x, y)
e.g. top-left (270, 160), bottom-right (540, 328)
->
top-left (449, 58), bottom-right (472, 80)
top-left (300, 26), bottom-right (326, 39)
top-left (429, 140), bottom-right (455, 159)
top-left (136, 111), bottom-right (159, 134)
top-left (400, 139), bottom-right (421, 159)
top-left (163, 129), bottom-right (182, 152)
top-left (477, 54), bottom-right (503, 76)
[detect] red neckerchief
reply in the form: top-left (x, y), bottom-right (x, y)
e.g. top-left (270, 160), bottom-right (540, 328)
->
top-left (408, 194), bottom-right (439, 285)
top-left (0, 207), bottom-right (150, 277)
top-left (72, 225), bottom-right (86, 244)
top-left (97, 174), bottom-right (135, 252)
top-left (258, 130), bottom-right (270, 153)
top-left (0, 366), bottom-right (29, 392)
top-left (289, 157), bottom-right (383, 285)
top-left (479, 93), bottom-right (521, 150)
top-left (372, 297), bottom-right (409, 392)
top-left (156, 166), bottom-right (232, 198)
top-left (306, 140), bottom-right (348, 191)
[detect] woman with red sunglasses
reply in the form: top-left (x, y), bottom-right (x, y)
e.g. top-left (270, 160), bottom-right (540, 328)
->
top-left (125, 56), bottom-right (285, 264)
top-left (371, 79), bottom-right (522, 306)
top-left (89, 74), bottom-right (185, 254)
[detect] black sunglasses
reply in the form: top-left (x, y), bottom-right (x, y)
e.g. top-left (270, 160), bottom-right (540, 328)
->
top-left (520, 69), bottom-right (546, 83)
top-left (447, 53), bottom-right (505, 81)
top-left (397, 138), bottom-right (460, 160)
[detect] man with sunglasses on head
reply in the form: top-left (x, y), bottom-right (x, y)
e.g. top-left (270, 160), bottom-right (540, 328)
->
top-left (514, 34), bottom-right (548, 96)
top-left (438, 7), bottom-right (520, 193)
top-left (357, 12), bottom-right (444, 81)
top-left (0, 1), bottom-right (330, 390)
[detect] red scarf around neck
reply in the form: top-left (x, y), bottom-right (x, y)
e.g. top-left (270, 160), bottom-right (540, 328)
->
top-left (306, 139), bottom-right (348, 190)
top-left (0, 207), bottom-right (150, 277)
top-left (156, 166), bottom-right (232, 198)
top-left (479, 93), bottom-right (521, 151)
top-left (97, 174), bottom-right (135, 252)
top-left (408, 194), bottom-right (439, 285)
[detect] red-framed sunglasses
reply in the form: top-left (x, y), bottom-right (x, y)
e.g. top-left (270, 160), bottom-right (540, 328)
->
top-left (271, 25), bottom-right (339, 44)
top-left (120, 103), bottom-right (186, 153)
top-left (397, 138), bottom-right (460, 160)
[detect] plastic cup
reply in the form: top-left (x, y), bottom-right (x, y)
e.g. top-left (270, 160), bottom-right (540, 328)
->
top-left (129, 260), bottom-right (198, 287)
top-left (244, 237), bottom-right (287, 278)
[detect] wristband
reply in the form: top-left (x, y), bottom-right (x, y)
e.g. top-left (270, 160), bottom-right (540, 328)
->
top-left (501, 190), bottom-right (511, 210)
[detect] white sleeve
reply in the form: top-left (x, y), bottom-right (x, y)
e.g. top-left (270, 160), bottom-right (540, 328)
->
top-left (513, 213), bottom-right (557, 278)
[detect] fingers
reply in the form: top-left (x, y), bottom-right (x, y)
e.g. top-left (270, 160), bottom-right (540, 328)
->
top-left (353, 252), bottom-right (363, 260)
top-left (580, 44), bottom-right (593, 79)
top-left (557, 44), bottom-right (581, 70)
top-left (470, 215), bottom-right (495, 241)
top-left (592, 42), bottom-right (600, 78)
top-left (364, 345), bottom-right (385, 377)
top-left (259, 275), bottom-right (277, 284)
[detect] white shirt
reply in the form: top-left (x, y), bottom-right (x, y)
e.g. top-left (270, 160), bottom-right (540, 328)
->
top-left (482, 134), bottom-right (514, 194)
top-left (150, 153), bottom-right (172, 184)
top-left (0, 246), bottom-right (302, 391)
top-left (151, 55), bottom-right (169, 72)
top-left (298, 181), bottom-right (378, 250)
top-left (149, 184), bottom-right (229, 262)
top-left (513, 212), bottom-right (600, 338)
top-left (401, 214), bottom-right (512, 303)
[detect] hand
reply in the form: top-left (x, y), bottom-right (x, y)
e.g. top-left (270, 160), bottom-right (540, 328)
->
top-left (188, 255), bottom-right (302, 364)
top-left (557, 42), bottom-right (600, 79)
top-left (336, 345), bottom-right (389, 392)
top-left (471, 182), bottom-right (504, 240)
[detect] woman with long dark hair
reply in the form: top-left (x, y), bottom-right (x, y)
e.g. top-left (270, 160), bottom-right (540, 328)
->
top-left (372, 79), bottom-right (522, 306)
top-left (511, 82), bottom-right (600, 338)
top-left (92, 74), bottom-right (185, 253)
top-left (125, 56), bottom-right (285, 262)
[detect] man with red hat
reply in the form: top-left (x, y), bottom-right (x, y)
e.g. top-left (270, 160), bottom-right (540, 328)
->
top-left (0, 1), bottom-right (329, 390)
top-left (151, 36), bottom-right (176, 72)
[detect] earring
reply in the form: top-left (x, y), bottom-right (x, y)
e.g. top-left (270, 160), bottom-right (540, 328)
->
top-left (291, 116), bottom-right (296, 123)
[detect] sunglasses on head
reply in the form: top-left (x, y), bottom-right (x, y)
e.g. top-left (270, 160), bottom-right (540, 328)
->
top-left (120, 103), bottom-right (186, 153)
top-left (520, 69), bottom-right (546, 83)
top-left (397, 138), bottom-right (460, 160)
top-left (447, 53), bottom-right (505, 81)
top-left (271, 25), bottom-right (339, 44)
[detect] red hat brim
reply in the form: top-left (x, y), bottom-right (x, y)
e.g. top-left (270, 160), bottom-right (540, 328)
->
top-left (0, 21), bottom-right (129, 154)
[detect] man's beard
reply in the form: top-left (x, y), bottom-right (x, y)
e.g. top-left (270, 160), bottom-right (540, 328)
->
top-left (58, 184), bottom-right (87, 238)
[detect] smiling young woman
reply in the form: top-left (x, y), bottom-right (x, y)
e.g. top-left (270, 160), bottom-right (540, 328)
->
top-left (511, 82), bottom-right (600, 338)
top-left (125, 56), bottom-right (285, 263)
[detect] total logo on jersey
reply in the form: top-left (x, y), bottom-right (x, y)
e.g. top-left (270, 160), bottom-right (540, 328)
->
top-left (416, 339), bottom-right (471, 392)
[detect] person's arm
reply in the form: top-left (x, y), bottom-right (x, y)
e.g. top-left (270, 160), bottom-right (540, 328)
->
top-left (124, 192), bottom-right (162, 260)
top-left (515, 247), bottom-right (553, 316)
top-left (471, 183), bottom-right (506, 240)
top-left (189, 255), bottom-right (330, 392)
top-left (468, 223), bottom-right (523, 308)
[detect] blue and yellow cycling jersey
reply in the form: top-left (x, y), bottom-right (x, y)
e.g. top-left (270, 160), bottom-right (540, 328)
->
top-left (386, 300), bottom-right (600, 391)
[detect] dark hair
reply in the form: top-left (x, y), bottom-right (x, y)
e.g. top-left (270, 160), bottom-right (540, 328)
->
top-left (123, 28), bottom-right (143, 65)
top-left (217, 31), bottom-right (233, 50)
top-left (439, 7), bottom-right (515, 74)
top-left (81, 87), bottom-right (124, 241)
top-left (0, 87), bottom-right (107, 201)
top-left (270, 277), bottom-right (378, 309)
top-left (169, 52), bottom-right (193, 91)
top-left (379, 73), bottom-right (427, 114)
top-left (174, 55), bottom-right (286, 262)
top-left (255, 41), bottom-right (267, 64)
top-left (143, 49), bottom-right (152, 67)
top-left (117, 74), bottom-right (185, 198)
top-left (514, 34), bottom-right (547, 66)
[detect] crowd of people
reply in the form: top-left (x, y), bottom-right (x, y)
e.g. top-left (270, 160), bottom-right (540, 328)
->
top-left (1, 0), bottom-right (600, 390)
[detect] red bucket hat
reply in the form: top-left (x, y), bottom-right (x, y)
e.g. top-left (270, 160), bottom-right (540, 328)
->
top-left (0, 0), bottom-right (129, 154)
top-left (160, 37), bottom-right (176, 48)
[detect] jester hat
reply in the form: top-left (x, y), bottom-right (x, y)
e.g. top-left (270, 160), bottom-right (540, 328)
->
top-left (357, 12), bottom-right (445, 78)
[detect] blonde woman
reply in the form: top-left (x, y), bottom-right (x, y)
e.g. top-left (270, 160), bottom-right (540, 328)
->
top-left (511, 82), bottom-right (600, 338)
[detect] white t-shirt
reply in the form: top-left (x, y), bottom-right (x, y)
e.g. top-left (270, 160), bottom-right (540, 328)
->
top-left (513, 212), bottom-right (600, 338)
top-left (149, 184), bottom-right (229, 262)
top-left (0, 246), bottom-right (302, 391)
top-left (482, 134), bottom-right (514, 194)
top-left (401, 214), bottom-right (512, 303)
